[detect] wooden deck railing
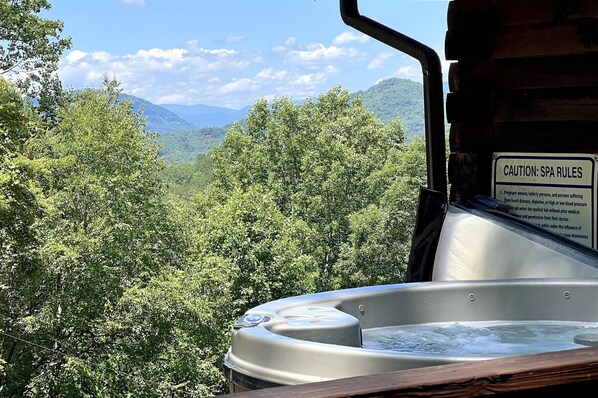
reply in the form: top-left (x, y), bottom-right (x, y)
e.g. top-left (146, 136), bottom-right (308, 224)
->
top-left (219, 346), bottom-right (598, 397)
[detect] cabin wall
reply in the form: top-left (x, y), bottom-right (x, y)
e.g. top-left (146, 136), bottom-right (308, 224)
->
top-left (445, 0), bottom-right (598, 203)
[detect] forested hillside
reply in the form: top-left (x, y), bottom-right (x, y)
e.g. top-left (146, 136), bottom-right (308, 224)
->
top-left (157, 125), bottom-right (228, 163)
top-left (1, 2), bottom-right (430, 396)
top-left (120, 93), bottom-right (197, 134)
top-left (160, 103), bottom-right (252, 128)
top-left (132, 78), bottom-right (430, 164)
top-left (352, 78), bottom-right (425, 140)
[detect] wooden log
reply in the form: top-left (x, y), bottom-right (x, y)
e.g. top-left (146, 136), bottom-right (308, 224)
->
top-left (448, 54), bottom-right (598, 92)
top-left (449, 122), bottom-right (490, 151)
top-left (446, 91), bottom-right (492, 124)
top-left (450, 121), bottom-right (598, 153)
top-left (446, 20), bottom-right (598, 60)
top-left (493, 89), bottom-right (598, 123)
top-left (448, 151), bottom-right (493, 203)
top-left (219, 346), bottom-right (598, 397)
top-left (449, 151), bottom-right (480, 203)
top-left (446, 88), bottom-right (598, 124)
top-left (448, 0), bottom-right (598, 29)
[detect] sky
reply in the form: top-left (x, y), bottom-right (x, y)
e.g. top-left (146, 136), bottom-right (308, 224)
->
top-left (45, 0), bottom-right (451, 109)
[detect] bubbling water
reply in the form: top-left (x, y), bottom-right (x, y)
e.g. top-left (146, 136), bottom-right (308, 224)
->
top-left (361, 320), bottom-right (598, 356)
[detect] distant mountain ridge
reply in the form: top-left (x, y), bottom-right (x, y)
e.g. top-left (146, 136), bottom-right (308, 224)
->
top-left (125, 78), bottom-right (431, 138)
top-left (159, 103), bottom-right (252, 129)
top-left (119, 94), bottom-right (196, 134)
top-left (124, 78), bottom-right (444, 163)
top-left (351, 78), bottom-right (425, 140)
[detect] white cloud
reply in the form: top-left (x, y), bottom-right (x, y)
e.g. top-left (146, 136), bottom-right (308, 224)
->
top-left (66, 50), bottom-right (87, 63)
top-left (379, 52), bottom-right (393, 60)
top-left (367, 51), bottom-right (393, 70)
top-left (186, 40), bottom-right (200, 51)
top-left (397, 66), bottom-right (416, 75)
top-left (84, 70), bottom-right (105, 85)
top-left (346, 48), bottom-right (366, 59)
top-left (332, 31), bottom-right (369, 45)
top-left (120, 0), bottom-right (146, 5)
top-left (293, 74), bottom-right (316, 85)
top-left (225, 33), bottom-right (248, 43)
top-left (216, 78), bottom-right (254, 95)
top-left (368, 58), bottom-right (383, 70)
top-left (134, 48), bottom-right (188, 60)
top-left (288, 44), bottom-right (348, 63)
top-left (292, 71), bottom-right (328, 86)
top-left (90, 51), bottom-right (112, 63)
top-left (393, 65), bottom-right (420, 82)
top-left (58, 41), bottom-right (267, 107)
top-left (210, 67), bottom-right (291, 99)
top-left (58, 32), bottom-right (401, 109)
top-left (272, 37), bottom-right (298, 53)
top-left (154, 93), bottom-right (192, 104)
top-left (255, 68), bottom-right (287, 81)
top-left (199, 48), bottom-right (237, 55)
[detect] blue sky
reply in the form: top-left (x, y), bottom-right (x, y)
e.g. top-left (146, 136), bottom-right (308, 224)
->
top-left (46, 0), bottom-right (450, 109)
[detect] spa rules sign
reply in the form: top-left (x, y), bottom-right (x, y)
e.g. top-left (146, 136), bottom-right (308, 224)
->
top-left (492, 152), bottom-right (598, 249)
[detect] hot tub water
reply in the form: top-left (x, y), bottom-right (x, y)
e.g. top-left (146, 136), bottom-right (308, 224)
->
top-left (362, 320), bottom-right (598, 356)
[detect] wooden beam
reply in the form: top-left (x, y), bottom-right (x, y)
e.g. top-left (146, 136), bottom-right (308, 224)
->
top-left (446, 88), bottom-right (598, 124)
top-left (450, 121), bottom-right (598, 153)
top-left (446, 20), bottom-right (598, 60)
top-left (448, 55), bottom-right (598, 92)
top-left (449, 0), bottom-right (598, 28)
top-left (493, 90), bottom-right (598, 122)
top-left (219, 347), bottom-right (598, 397)
top-left (448, 151), bottom-right (493, 203)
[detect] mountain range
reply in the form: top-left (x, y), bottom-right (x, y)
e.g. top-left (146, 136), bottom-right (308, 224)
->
top-left (124, 78), bottom-right (443, 163)
top-left (159, 103), bottom-right (252, 129)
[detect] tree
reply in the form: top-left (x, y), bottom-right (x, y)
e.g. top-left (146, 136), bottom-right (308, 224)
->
top-left (97, 256), bottom-right (236, 397)
top-left (334, 137), bottom-right (428, 287)
top-left (193, 186), bottom-right (318, 314)
top-left (0, 78), bottom-right (46, 396)
top-left (0, 0), bottom-right (72, 117)
top-left (159, 153), bottom-right (214, 199)
top-left (1, 75), bottom-right (430, 395)
top-left (210, 86), bottom-right (421, 291)
top-left (0, 78), bottom-right (188, 396)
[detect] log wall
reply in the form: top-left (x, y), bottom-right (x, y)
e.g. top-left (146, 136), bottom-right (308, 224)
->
top-left (445, 0), bottom-right (598, 202)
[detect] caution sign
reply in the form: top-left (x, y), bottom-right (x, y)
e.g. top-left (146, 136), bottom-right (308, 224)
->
top-left (492, 153), bottom-right (597, 249)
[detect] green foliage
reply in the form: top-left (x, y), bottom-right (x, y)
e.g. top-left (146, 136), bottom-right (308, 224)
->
top-left (97, 256), bottom-right (235, 397)
top-left (0, 0), bottom-right (72, 118)
top-left (119, 93), bottom-right (197, 135)
top-left (351, 78), bottom-right (425, 140)
top-left (193, 186), bottom-right (319, 313)
top-left (1, 70), bottom-right (431, 395)
top-left (210, 86), bottom-right (426, 291)
top-left (159, 154), bottom-right (214, 199)
top-left (0, 78), bottom-right (46, 395)
top-left (0, 78), bottom-right (216, 396)
top-left (157, 126), bottom-right (227, 164)
top-left (335, 137), bottom-right (428, 287)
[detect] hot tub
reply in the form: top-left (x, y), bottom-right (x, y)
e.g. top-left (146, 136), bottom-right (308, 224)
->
top-left (224, 279), bottom-right (598, 392)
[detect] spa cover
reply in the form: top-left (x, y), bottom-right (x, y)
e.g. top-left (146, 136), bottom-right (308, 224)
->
top-left (432, 197), bottom-right (598, 281)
